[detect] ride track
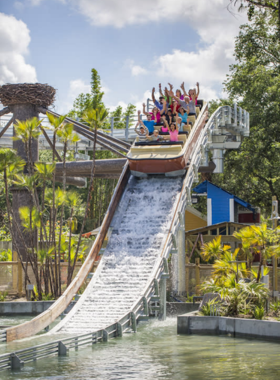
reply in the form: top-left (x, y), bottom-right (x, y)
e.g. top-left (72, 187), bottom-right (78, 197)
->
top-left (0, 102), bottom-right (249, 371)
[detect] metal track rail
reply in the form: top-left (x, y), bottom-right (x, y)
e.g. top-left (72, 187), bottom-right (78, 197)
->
top-left (39, 107), bottom-right (131, 150)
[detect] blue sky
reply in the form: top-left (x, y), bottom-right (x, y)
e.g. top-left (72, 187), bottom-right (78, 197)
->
top-left (0, 0), bottom-right (247, 113)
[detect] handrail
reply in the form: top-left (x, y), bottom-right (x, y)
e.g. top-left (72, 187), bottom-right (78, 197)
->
top-left (5, 162), bottom-right (130, 342)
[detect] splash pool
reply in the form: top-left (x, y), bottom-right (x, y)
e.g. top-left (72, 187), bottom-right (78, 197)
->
top-left (1, 318), bottom-right (280, 379)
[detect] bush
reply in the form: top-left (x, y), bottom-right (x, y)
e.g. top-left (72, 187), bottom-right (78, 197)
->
top-left (200, 298), bottom-right (220, 316)
top-left (254, 306), bottom-right (265, 320)
top-left (0, 249), bottom-right (12, 262)
top-left (0, 291), bottom-right (8, 302)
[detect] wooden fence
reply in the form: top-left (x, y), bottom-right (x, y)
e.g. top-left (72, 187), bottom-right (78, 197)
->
top-left (185, 258), bottom-right (280, 296)
top-left (0, 260), bottom-right (99, 296)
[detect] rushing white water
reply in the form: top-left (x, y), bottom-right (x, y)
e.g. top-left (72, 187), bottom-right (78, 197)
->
top-left (53, 175), bottom-right (183, 334)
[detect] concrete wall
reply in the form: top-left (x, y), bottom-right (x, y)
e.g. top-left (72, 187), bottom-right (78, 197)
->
top-left (0, 301), bottom-right (76, 315)
top-left (167, 302), bottom-right (199, 317)
top-left (177, 315), bottom-right (280, 341)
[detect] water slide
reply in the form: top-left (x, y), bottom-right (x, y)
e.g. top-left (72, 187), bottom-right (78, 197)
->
top-left (5, 102), bottom-right (249, 342)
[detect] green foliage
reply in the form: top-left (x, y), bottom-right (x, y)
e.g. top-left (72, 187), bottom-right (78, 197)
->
top-left (220, 280), bottom-right (268, 317)
top-left (254, 305), bottom-right (265, 320)
top-left (0, 249), bottom-right (12, 261)
top-left (0, 214), bottom-right (12, 242)
top-left (210, 10), bottom-right (280, 214)
top-left (68, 68), bottom-right (107, 119)
top-left (0, 291), bottom-right (8, 302)
top-left (270, 300), bottom-right (280, 315)
top-left (199, 298), bottom-right (220, 316)
top-left (186, 295), bottom-right (194, 303)
top-left (14, 117), bottom-right (41, 144)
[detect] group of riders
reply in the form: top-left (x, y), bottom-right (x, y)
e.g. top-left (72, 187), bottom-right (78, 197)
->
top-left (135, 82), bottom-right (200, 143)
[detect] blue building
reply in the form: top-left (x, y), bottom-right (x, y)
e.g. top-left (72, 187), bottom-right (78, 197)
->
top-left (192, 181), bottom-right (259, 226)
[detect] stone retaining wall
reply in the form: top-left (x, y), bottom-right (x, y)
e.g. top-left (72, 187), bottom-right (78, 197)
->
top-left (177, 314), bottom-right (280, 341)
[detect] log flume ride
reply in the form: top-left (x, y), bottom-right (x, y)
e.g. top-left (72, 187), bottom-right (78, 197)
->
top-left (0, 101), bottom-right (249, 371)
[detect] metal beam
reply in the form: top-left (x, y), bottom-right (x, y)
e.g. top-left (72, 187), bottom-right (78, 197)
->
top-left (38, 107), bottom-right (132, 150)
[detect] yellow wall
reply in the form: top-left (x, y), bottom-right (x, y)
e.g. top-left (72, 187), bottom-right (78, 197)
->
top-left (185, 209), bottom-right (207, 232)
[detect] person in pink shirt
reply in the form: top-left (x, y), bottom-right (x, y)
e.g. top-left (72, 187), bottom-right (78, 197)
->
top-left (165, 115), bottom-right (179, 142)
top-left (142, 102), bottom-right (165, 124)
top-left (160, 115), bottom-right (169, 133)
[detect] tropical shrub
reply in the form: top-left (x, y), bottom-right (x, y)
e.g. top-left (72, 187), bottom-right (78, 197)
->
top-left (254, 306), bottom-right (265, 320)
top-left (199, 298), bottom-right (221, 316)
top-left (0, 249), bottom-right (12, 262)
top-left (0, 291), bottom-right (8, 302)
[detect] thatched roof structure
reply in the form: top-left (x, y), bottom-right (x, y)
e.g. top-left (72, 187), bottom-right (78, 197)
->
top-left (0, 83), bottom-right (56, 107)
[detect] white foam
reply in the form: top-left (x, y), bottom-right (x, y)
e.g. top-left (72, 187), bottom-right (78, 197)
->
top-left (53, 176), bottom-right (183, 334)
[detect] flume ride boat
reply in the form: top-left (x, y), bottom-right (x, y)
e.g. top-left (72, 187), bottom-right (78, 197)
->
top-left (127, 101), bottom-right (208, 177)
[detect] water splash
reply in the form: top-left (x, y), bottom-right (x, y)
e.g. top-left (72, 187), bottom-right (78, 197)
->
top-left (53, 176), bottom-right (183, 334)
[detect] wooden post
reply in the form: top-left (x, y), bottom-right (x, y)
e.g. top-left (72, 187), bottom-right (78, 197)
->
top-left (185, 255), bottom-right (189, 295)
top-left (12, 251), bottom-right (18, 292)
top-left (17, 260), bottom-right (23, 296)
top-left (195, 257), bottom-right (200, 295)
top-left (10, 103), bottom-right (39, 261)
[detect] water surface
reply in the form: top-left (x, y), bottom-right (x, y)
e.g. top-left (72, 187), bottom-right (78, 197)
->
top-left (1, 318), bottom-right (280, 380)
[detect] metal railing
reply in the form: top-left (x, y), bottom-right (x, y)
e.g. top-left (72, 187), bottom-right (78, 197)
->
top-left (0, 312), bottom-right (134, 370)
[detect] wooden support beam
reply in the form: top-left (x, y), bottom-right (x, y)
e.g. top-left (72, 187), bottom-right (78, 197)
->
top-left (0, 107), bottom-right (10, 117)
top-left (55, 176), bottom-right (86, 187)
top-left (185, 222), bottom-right (251, 236)
top-left (0, 117), bottom-right (13, 138)
top-left (195, 257), bottom-right (200, 295)
top-left (39, 125), bottom-right (62, 161)
top-left (185, 254), bottom-right (189, 295)
top-left (188, 235), bottom-right (239, 243)
top-left (55, 158), bottom-right (126, 177)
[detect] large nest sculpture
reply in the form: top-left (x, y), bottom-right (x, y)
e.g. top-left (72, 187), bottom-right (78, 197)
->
top-left (0, 83), bottom-right (56, 107)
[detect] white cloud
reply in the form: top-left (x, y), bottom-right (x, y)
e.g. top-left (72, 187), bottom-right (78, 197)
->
top-left (70, 0), bottom-right (240, 29)
top-left (131, 65), bottom-right (148, 76)
top-left (153, 1), bottom-right (247, 96)
top-left (68, 79), bottom-right (91, 99)
top-left (14, 2), bottom-right (25, 10)
top-left (27, 0), bottom-right (44, 5)
top-left (68, 0), bottom-right (246, 99)
top-left (125, 59), bottom-right (148, 77)
top-left (56, 78), bottom-right (111, 114)
top-left (0, 13), bottom-right (37, 84)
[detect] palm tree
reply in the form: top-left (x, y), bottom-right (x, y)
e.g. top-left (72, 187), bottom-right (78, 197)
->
top-left (67, 106), bottom-right (108, 285)
top-left (200, 235), bottom-right (232, 262)
top-left (234, 223), bottom-right (280, 282)
top-left (0, 148), bottom-right (31, 284)
top-left (200, 235), bottom-right (248, 284)
top-left (14, 117), bottom-right (41, 175)
top-left (45, 113), bottom-right (66, 294)
top-left (56, 123), bottom-right (79, 294)
top-left (34, 162), bottom-right (56, 295)
top-left (66, 190), bottom-right (81, 282)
